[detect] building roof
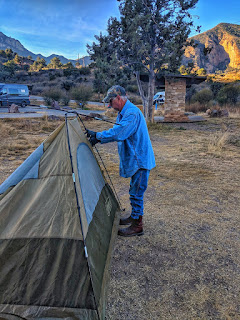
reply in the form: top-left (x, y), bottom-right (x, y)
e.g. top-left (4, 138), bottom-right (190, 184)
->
top-left (140, 73), bottom-right (207, 88)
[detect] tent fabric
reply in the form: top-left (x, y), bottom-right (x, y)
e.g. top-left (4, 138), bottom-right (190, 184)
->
top-left (76, 143), bottom-right (105, 225)
top-left (0, 144), bottom-right (43, 195)
top-left (0, 117), bottom-right (120, 320)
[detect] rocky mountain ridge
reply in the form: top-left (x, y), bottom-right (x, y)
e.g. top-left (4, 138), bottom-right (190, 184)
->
top-left (182, 23), bottom-right (240, 73)
top-left (0, 31), bottom-right (91, 66)
top-left (1, 23), bottom-right (240, 74)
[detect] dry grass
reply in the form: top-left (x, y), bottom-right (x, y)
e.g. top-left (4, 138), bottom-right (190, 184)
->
top-left (0, 117), bottom-right (64, 183)
top-left (0, 116), bottom-right (240, 320)
top-left (207, 131), bottom-right (231, 154)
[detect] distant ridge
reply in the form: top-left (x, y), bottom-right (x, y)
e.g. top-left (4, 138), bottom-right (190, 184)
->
top-left (182, 23), bottom-right (240, 73)
top-left (0, 31), bottom-right (91, 66)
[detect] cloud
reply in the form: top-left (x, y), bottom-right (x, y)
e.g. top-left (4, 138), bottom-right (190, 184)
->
top-left (0, 0), bottom-right (120, 58)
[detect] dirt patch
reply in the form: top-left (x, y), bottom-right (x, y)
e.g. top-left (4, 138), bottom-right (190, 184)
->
top-left (1, 116), bottom-right (240, 320)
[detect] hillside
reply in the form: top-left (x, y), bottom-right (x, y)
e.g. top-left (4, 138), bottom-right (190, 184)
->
top-left (182, 23), bottom-right (240, 73)
top-left (0, 31), bottom-right (91, 66)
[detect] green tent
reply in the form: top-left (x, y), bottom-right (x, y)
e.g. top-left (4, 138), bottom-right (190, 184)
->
top-left (0, 117), bottom-right (120, 320)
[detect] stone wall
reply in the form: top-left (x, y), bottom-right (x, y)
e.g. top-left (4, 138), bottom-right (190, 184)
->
top-left (164, 77), bottom-right (189, 122)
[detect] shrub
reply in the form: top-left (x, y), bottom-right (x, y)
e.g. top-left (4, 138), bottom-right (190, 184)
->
top-left (129, 96), bottom-right (142, 105)
top-left (191, 88), bottom-right (214, 105)
top-left (185, 102), bottom-right (210, 113)
top-left (78, 67), bottom-right (91, 75)
top-left (209, 82), bottom-right (224, 98)
top-left (0, 70), bottom-right (10, 81)
top-left (70, 85), bottom-right (93, 108)
top-left (42, 88), bottom-right (63, 105)
top-left (61, 81), bottom-right (74, 91)
top-left (60, 93), bottom-right (70, 106)
top-left (179, 65), bottom-right (188, 74)
top-left (216, 84), bottom-right (240, 105)
top-left (31, 85), bottom-right (45, 95)
top-left (49, 74), bottom-right (56, 81)
top-left (197, 68), bottom-right (207, 76)
top-left (126, 85), bottom-right (138, 93)
top-left (63, 69), bottom-right (73, 77)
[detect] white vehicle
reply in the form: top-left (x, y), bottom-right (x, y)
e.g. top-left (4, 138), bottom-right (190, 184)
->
top-left (153, 91), bottom-right (165, 105)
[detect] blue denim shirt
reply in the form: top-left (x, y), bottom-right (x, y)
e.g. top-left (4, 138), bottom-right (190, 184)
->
top-left (96, 100), bottom-right (156, 178)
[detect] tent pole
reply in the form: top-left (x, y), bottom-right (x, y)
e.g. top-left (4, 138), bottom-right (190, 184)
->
top-left (65, 114), bottom-right (101, 320)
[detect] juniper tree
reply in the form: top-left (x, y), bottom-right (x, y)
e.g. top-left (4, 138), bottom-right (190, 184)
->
top-left (47, 57), bottom-right (63, 69)
top-left (30, 57), bottom-right (46, 71)
top-left (87, 32), bottom-right (131, 94)
top-left (88, 0), bottom-right (199, 121)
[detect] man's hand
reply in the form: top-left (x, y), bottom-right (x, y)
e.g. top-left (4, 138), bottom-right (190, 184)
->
top-left (86, 129), bottom-right (97, 138)
top-left (86, 129), bottom-right (100, 146)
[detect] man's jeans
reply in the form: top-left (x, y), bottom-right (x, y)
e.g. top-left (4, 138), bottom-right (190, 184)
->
top-left (129, 169), bottom-right (150, 219)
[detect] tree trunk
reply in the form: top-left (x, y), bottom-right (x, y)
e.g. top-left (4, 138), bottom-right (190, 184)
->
top-left (135, 71), bottom-right (148, 117)
top-left (147, 64), bottom-right (155, 122)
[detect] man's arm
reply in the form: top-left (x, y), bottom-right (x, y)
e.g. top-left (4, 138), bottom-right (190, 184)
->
top-left (96, 113), bottom-right (138, 143)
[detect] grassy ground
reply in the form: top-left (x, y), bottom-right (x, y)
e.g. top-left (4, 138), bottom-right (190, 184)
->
top-left (0, 115), bottom-right (240, 320)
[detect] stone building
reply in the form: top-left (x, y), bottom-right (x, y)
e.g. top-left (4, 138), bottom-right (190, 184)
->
top-left (140, 74), bottom-right (206, 122)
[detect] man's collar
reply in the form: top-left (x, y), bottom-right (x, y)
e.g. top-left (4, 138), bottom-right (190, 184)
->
top-left (119, 99), bottom-right (129, 116)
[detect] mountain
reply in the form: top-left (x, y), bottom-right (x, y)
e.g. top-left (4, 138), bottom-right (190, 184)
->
top-left (182, 23), bottom-right (240, 73)
top-left (0, 31), bottom-right (91, 66)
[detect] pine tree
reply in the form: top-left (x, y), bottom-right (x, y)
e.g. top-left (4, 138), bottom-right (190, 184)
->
top-left (47, 57), bottom-right (63, 69)
top-left (14, 54), bottom-right (21, 64)
top-left (87, 32), bottom-right (131, 94)
top-left (30, 57), bottom-right (47, 71)
top-left (88, 0), bottom-right (199, 121)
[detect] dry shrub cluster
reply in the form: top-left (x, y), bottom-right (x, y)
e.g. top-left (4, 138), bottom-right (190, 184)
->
top-left (186, 102), bottom-right (240, 115)
top-left (207, 131), bottom-right (230, 154)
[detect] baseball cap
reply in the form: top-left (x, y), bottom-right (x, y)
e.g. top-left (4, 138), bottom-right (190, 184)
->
top-left (102, 85), bottom-right (126, 103)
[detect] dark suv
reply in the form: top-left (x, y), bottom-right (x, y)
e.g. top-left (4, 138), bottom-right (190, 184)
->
top-left (0, 83), bottom-right (30, 107)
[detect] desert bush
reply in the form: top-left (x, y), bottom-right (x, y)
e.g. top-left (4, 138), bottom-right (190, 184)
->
top-left (55, 71), bottom-right (63, 77)
top-left (209, 82), bottom-right (224, 98)
top-left (61, 81), bottom-right (74, 91)
top-left (75, 77), bottom-right (83, 83)
top-left (129, 96), bottom-right (143, 105)
top-left (216, 84), bottom-right (240, 105)
top-left (126, 85), bottom-right (138, 93)
top-left (191, 88), bottom-right (214, 105)
top-left (31, 85), bottom-right (45, 95)
top-left (78, 67), bottom-right (91, 75)
top-left (49, 74), bottom-right (56, 81)
top-left (70, 85), bottom-right (93, 108)
top-left (0, 70), bottom-right (10, 81)
top-left (197, 68), bottom-right (207, 76)
top-left (0, 50), bottom-right (7, 58)
top-left (60, 93), bottom-right (70, 106)
top-left (63, 69), bottom-right (73, 77)
top-left (185, 102), bottom-right (210, 113)
top-left (42, 88), bottom-right (63, 105)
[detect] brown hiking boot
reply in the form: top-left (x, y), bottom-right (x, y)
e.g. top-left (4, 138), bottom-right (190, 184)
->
top-left (119, 215), bottom-right (135, 225)
top-left (118, 217), bottom-right (144, 237)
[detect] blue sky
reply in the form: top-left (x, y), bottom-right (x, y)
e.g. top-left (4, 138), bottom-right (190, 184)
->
top-left (0, 0), bottom-right (239, 60)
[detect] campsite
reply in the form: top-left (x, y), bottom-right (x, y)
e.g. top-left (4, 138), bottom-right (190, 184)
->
top-left (0, 113), bottom-right (239, 319)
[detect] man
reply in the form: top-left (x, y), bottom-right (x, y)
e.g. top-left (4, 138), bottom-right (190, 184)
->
top-left (87, 85), bottom-right (155, 237)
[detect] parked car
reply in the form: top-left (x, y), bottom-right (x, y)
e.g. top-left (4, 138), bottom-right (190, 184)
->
top-left (153, 91), bottom-right (165, 105)
top-left (0, 83), bottom-right (30, 107)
